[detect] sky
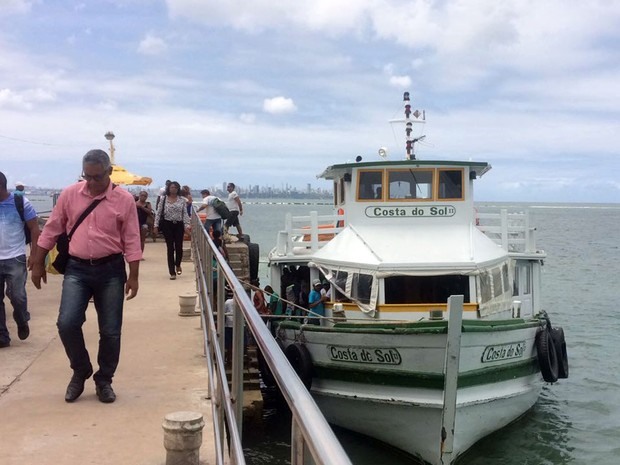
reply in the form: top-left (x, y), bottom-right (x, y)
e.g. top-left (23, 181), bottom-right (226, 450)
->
top-left (0, 0), bottom-right (619, 203)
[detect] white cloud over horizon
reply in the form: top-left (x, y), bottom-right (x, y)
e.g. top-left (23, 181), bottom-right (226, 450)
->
top-left (0, 0), bottom-right (618, 203)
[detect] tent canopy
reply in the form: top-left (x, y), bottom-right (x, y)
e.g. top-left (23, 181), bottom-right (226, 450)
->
top-left (110, 164), bottom-right (152, 186)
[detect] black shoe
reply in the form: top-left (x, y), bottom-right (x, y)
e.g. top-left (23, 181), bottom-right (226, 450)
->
top-left (65, 369), bottom-right (93, 402)
top-left (18, 323), bottom-right (30, 340)
top-left (0, 340), bottom-right (9, 348)
top-left (96, 383), bottom-right (116, 403)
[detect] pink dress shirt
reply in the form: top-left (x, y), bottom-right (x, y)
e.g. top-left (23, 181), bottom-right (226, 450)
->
top-left (38, 181), bottom-right (142, 262)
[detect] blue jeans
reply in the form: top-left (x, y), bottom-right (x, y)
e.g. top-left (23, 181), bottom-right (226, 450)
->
top-left (204, 218), bottom-right (222, 235)
top-left (0, 255), bottom-right (30, 344)
top-left (58, 255), bottom-right (126, 384)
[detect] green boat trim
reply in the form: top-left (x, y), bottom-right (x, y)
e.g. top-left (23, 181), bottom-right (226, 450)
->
top-left (313, 358), bottom-right (540, 390)
top-left (278, 318), bottom-right (542, 335)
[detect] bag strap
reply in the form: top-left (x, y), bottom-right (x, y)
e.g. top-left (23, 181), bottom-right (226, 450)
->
top-left (14, 194), bottom-right (25, 222)
top-left (67, 199), bottom-right (103, 241)
top-left (66, 185), bottom-right (116, 240)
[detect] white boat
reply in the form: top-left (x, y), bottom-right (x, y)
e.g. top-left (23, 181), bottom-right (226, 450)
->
top-left (266, 92), bottom-right (569, 465)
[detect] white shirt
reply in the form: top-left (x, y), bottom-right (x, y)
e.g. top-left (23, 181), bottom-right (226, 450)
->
top-left (224, 298), bottom-right (235, 327)
top-left (227, 191), bottom-right (240, 212)
top-left (202, 195), bottom-right (221, 220)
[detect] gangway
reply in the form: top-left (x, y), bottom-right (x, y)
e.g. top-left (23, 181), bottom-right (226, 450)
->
top-left (190, 212), bottom-right (352, 465)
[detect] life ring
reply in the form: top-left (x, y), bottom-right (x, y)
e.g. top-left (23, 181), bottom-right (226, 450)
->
top-left (535, 329), bottom-right (559, 383)
top-left (285, 343), bottom-right (313, 390)
top-left (550, 327), bottom-right (569, 379)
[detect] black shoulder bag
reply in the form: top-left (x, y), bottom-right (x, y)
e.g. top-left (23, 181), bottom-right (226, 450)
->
top-left (52, 199), bottom-right (104, 274)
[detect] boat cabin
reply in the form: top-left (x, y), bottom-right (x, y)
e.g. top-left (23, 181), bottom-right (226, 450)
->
top-left (269, 158), bottom-right (545, 323)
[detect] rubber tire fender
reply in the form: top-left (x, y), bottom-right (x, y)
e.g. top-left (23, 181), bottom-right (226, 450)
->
top-left (550, 327), bottom-right (569, 379)
top-left (535, 329), bottom-right (559, 383)
top-left (248, 242), bottom-right (259, 283)
top-left (285, 342), bottom-right (313, 390)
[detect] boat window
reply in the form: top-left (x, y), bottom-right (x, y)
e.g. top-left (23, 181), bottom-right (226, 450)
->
top-left (438, 169), bottom-right (463, 199)
top-left (502, 263), bottom-right (510, 293)
top-left (358, 170), bottom-right (383, 200)
top-left (479, 271), bottom-right (492, 303)
top-left (523, 265), bottom-right (531, 295)
top-left (333, 181), bottom-right (338, 206)
top-left (339, 178), bottom-right (346, 205)
top-left (333, 270), bottom-right (350, 302)
top-left (492, 267), bottom-right (503, 297)
top-left (384, 275), bottom-right (470, 304)
top-left (351, 273), bottom-right (373, 305)
top-left (388, 169), bottom-right (433, 200)
top-left (513, 266), bottom-right (520, 296)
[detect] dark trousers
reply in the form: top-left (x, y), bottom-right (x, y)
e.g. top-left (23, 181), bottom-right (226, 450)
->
top-left (57, 255), bottom-right (126, 385)
top-left (161, 219), bottom-right (185, 275)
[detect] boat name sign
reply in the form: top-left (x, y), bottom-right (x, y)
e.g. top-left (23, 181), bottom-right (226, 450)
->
top-left (481, 341), bottom-right (526, 363)
top-left (365, 205), bottom-right (455, 218)
top-left (328, 345), bottom-right (402, 365)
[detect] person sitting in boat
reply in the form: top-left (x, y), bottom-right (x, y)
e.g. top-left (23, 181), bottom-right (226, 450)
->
top-left (307, 279), bottom-right (327, 325)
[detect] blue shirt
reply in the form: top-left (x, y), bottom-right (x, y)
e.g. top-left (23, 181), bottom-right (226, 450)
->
top-left (308, 289), bottom-right (325, 317)
top-left (0, 193), bottom-right (37, 259)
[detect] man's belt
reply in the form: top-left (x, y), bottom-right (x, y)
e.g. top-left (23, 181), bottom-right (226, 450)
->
top-left (69, 253), bottom-right (123, 266)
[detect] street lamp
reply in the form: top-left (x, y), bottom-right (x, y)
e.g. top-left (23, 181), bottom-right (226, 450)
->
top-left (104, 131), bottom-right (116, 164)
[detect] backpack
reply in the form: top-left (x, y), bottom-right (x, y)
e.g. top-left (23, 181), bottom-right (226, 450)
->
top-left (14, 195), bottom-right (31, 244)
top-left (212, 198), bottom-right (230, 220)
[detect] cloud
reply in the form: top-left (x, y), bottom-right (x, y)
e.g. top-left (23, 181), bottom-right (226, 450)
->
top-left (0, 87), bottom-right (56, 110)
top-left (263, 96), bottom-right (297, 114)
top-left (0, 0), bottom-right (31, 16)
top-left (137, 34), bottom-right (168, 56)
top-left (240, 113), bottom-right (256, 124)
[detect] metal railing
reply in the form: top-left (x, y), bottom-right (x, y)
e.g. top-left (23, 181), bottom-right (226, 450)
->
top-left (477, 208), bottom-right (541, 254)
top-left (190, 213), bottom-right (352, 465)
top-left (274, 211), bottom-right (344, 257)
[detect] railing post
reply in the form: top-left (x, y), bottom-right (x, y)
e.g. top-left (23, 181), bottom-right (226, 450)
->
top-left (231, 299), bottom-right (244, 437)
top-left (500, 209), bottom-right (509, 251)
top-left (309, 211), bottom-right (319, 252)
top-left (440, 295), bottom-right (464, 464)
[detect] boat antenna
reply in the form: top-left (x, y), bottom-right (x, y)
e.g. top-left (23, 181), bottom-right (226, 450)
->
top-left (403, 92), bottom-right (425, 160)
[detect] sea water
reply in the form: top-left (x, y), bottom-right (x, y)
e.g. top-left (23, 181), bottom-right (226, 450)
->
top-left (28, 194), bottom-right (620, 464)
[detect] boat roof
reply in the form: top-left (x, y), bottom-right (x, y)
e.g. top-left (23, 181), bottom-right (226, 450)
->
top-left (310, 224), bottom-right (507, 274)
top-left (318, 159), bottom-right (491, 180)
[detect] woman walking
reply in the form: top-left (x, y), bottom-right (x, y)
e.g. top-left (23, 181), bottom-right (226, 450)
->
top-left (154, 181), bottom-right (190, 279)
top-left (135, 190), bottom-right (153, 253)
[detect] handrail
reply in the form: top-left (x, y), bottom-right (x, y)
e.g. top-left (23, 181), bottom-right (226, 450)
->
top-left (477, 208), bottom-right (542, 254)
top-left (190, 212), bottom-right (352, 465)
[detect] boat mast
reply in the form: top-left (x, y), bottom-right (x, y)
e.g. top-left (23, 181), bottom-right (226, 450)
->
top-left (404, 92), bottom-right (425, 160)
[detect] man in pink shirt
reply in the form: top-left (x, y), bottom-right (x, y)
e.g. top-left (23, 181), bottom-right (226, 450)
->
top-left (31, 149), bottom-right (142, 404)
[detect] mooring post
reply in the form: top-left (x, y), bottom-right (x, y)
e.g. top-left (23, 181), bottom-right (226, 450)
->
top-left (162, 411), bottom-right (205, 465)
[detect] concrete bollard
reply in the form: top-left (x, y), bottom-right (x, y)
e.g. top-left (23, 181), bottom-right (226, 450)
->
top-left (178, 293), bottom-right (199, 317)
top-left (162, 411), bottom-right (205, 465)
top-left (182, 246), bottom-right (192, 262)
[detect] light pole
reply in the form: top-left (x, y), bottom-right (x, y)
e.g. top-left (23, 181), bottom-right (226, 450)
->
top-left (104, 131), bottom-right (116, 164)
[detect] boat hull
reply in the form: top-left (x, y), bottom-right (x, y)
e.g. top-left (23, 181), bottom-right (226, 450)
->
top-left (277, 320), bottom-right (544, 464)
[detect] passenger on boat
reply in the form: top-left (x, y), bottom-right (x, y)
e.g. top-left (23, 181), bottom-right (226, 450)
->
top-left (13, 181), bottom-right (25, 197)
top-left (264, 285), bottom-right (283, 337)
top-left (252, 279), bottom-right (270, 326)
top-left (224, 182), bottom-right (243, 236)
top-left (308, 279), bottom-right (327, 325)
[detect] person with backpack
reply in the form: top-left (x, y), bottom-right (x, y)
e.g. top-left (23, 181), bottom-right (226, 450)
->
top-left (196, 189), bottom-right (224, 236)
top-left (0, 171), bottom-right (40, 348)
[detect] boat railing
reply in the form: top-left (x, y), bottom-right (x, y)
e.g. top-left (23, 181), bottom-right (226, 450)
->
top-left (476, 208), bottom-right (540, 254)
top-left (274, 211), bottom-right (344, 257)
top-left (190, 212), bottom-right (352, 465)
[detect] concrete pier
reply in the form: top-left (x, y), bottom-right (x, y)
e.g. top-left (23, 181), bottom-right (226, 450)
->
top-left (0, 241), bottom-right (216, 465)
